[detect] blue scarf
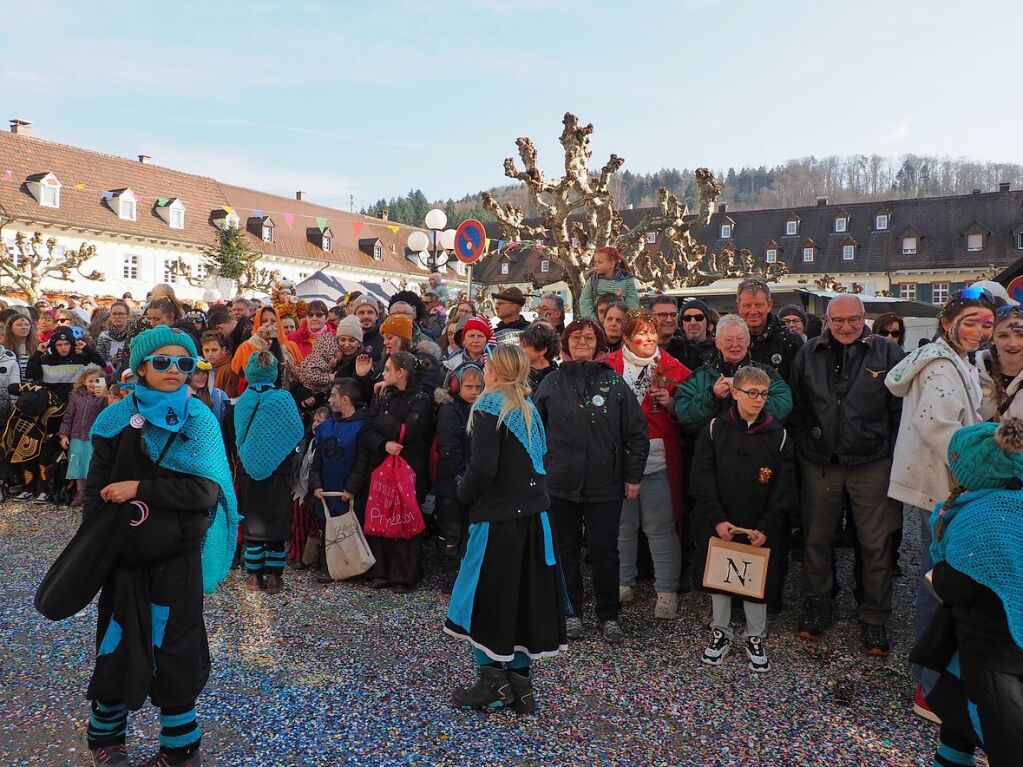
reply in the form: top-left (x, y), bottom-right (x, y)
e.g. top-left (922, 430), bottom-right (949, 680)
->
top-left (91, 389), bottom-right (239, 594)
top-left (234, 383), bottom-right (304, 481)
top-left (474, 392), bottom-right (547, 474)
top-left (931, 488), bottom-right (1023, 649)
top-left (125, 382), bottom-right (190, 433)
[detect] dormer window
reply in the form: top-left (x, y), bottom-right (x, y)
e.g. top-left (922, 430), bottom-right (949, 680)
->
top-left (212, 209), bottom-right (240, 231)
top-left (500, 262), bottom-right (509, 275)
top-left (373, 243), bottom-right (383, 260)
top-left (262, 223), bottom-right (273, 242)
top-left (156, 198), bottom-right (186, 230)
top-left (834, 216), bottom-right (847, 233)
top-left (26, 172), bottom-right (61, 208)
top-left (646, 232), bottom-right (657, 245)
top-left (967, 233), bottom-right (983, 252)
top-left (785, 220), bottom-right (798, 236)
top-left (720, 223), bottom-right (732, 239)
top-left (323, 235), bottom-right (331, 252)
top-left (803, 247), bottom-right (814, 262)
top-left (842, 244), bottom-right (855, 260)
top-left (307, 226), bottom-right (331, 252)
top-left (106, 189), bottom-right (138, 221)
top-left (170, 207), bottom-right (184, 229)
top-left (541, 259), bottom-right (550, 273)
top-left (455, 260), bottom-right (465, 275)
top-left (902, 236), bottom-right (918, 255)
top-left (876, 214), bottom-right (889, 230)
top-left (766, 248), bottom-right (778, 263)
top-left (1016, 232), bottom-right (1023, 250)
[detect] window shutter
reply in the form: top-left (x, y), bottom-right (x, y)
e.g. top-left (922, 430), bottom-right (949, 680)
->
top-left (916, 283), bottom-right (932, 304)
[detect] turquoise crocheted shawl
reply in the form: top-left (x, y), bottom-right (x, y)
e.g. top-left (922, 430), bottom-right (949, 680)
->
top-left (931, 488), bottom-right (1023, 648)
top-left (91, 392), bottom-right (239, 595)
top-left (474, 392), bottom-right (547, 474)
top-left (234, 383), bottom-right (304, 481)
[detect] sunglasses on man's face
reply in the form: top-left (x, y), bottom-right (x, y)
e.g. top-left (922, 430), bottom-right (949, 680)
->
top-left (876, 329), bottom-right (902, 339)
top-left (682, 313), bottom-right (705, 323)
top-left (142, 354), bottom-right (197, 373)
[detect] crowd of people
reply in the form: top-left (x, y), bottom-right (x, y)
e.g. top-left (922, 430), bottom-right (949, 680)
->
top-left (4, 244), bottom-right (1022, 766)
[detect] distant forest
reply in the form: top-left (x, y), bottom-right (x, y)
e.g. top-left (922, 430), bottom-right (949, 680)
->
top-left (363, 154), bottom-right (1023, 227)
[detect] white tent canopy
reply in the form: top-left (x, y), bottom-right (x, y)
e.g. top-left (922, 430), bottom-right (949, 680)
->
top-left (294, 271), bottom-right (404, 307)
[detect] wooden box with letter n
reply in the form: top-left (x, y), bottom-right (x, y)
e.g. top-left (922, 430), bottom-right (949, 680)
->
top-left (702, 529), bottom-right (771, 600)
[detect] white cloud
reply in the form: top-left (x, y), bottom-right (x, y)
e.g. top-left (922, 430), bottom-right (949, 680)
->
top-left (885, 120), bottom-right (913, 142)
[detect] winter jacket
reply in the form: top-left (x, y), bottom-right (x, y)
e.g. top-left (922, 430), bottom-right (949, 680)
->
top-left (578, 273), bottom-right (640, 319)
top-left (0, 346), bottom-right (22, 413)
top-left (977, 348), bottom-right (1023, 422)
top-left (788, 328), bottom-right (904, 466)
top-left (347, 383), bottom-right (435, 499)
top-left (674, 354), bottom-right (792, 437)
top-left (458, 409), bottom-right (549, 524)
top-left (885, 338), bottom-right (983, 510)
top-left (492, 316), bottom-right (530, 346)
top-left (528, 362), bottom-right (558, 393)
top-left (681, 337), bottom-right (717, 373)
top-left (288, 323), bottom-right (332, 358)
top-left (434, 393), bottom-right (472, 497)
top-left (59, 390), bottom-right (106, 441)
top-left (361, 325), bottom-right (384, 361)
top-left (211, 358), bottom-right (241, 398)
top-left (688, 408), bottom-right (798, 602)
top-left (534, 359), bottom-right (649, 503)
top-left (422, 311), bottom-right (447, 342)
top-left (26, 346), bottom-right (104, 399)
top-left (748, 313), bottom-right (804, 383)
top-left (309, 408), bottom-right (367, 516)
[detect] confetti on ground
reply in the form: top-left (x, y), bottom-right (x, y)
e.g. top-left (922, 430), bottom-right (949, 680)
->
top-left (1, 502), bottom-right (939, 766)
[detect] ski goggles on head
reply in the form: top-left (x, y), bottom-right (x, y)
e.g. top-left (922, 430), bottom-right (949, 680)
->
top-left (942, 285), bottom-right (997, 316)
top-left (142, 354), bottom-right (198, 373)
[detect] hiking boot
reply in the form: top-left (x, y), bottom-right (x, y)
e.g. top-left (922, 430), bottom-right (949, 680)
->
top-left (862, 623), bottom-right (891, 657)
top-left (601, 619), bottom-right (625, 644)
top-left (797, 599), bottom-right (832, 639)
top-left (263, 574), bottom-right (283, 594)
top-left (507, 669), bottom-right (537, 715)
top-left (619, 585), bottom-right (634, 604)
top-left (565, 616), bottom-right (583, 640)
top-left (140, 749), bottom-right (202, 766)
top-left (744, 636), bottom-right (770, 672)
top-left (654, 592), bottom-right (678, 620)
top-left (243, 573), bottom-right (264, 591)
top-left (90, 744), bottom-right (129, 766)
top-left (913, 684), bottom-right (942, 724)
top-left (701, 628), bottom-right (731, 666)
top-left (451, 666), bottom-right (514, 711)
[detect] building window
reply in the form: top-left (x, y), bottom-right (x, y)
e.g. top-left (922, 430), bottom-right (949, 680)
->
top-left (195, 263), bottom-right (208, 281)
top-left (40, 184), bottom-right (60, 208)
top-left (455, 260), bottom-right (465, 275)
top-left (842, 244), bottom-right (855, 260)
top-left (899, 283), bottom-right (917, 300)
top-left (373, 243), bottom-right (383, 261)
top-left (500, 262), bottom-right (509, 275)
top-left (646, 232), bottom-right (657, 244)
top-left (540, 259), bottom-right (550, 273)
top-left (803, 247), bottom-right (814, 262)
top-left (720, 223), bottom-right (732, 239)
top-left (169, 207), bottom-right (185, 229)
top-left (162, 260), bottom-right (178, 284)
top-left (902, 236), bottom-right (918, 255)
top-left (119, 198), bottom-right (136, 221)
top-left (785, 220), bottom-right (797, 236)
top-left (834, 217), bottom-right (847, 233)
top-left (298, 272), bottom-right (309, 280)
top-left (122, 254), bottom-right (139, 280)
top-left (322, 236), bottom-right (331, 252)
top-left (933, 282), bottom-right (950, 305)
top-left (967, 233), bottom-right (983, 252)
top-left (262, 224), bottom-right (273, 243)
top-left (1016, 232), bottom-right (1023, 250)
top-left (876, 214), bottom-right (889, 230)
top-left (766, 248), bottom-right (777, 263)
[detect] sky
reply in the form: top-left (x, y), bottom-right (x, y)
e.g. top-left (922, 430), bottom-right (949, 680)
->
top-left (3, 0), bottom-right (1021, 213)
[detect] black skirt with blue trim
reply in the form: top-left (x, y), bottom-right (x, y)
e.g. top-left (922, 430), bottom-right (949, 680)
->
top-left (444, 511), bottom-right (567, 662)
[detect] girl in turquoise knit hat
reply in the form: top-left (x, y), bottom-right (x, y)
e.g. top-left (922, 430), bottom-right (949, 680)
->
top-left (913, 417), bottom-right (1023, 767)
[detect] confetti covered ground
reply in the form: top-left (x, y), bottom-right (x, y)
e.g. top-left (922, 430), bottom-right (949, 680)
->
top-left (2, 502), bottom-right (940, 766)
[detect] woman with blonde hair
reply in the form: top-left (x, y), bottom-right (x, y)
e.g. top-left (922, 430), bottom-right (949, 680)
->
top-left (445, 344), bottom-right (566, 714)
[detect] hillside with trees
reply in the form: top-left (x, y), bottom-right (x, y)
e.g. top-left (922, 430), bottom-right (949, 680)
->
top-left (365, 154), bottom-right (1023, 226)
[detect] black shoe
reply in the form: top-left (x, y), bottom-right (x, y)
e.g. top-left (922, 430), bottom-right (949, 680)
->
top-left (797, 600), bottom-right (832, 639)
top-left (565, 616), bottom-right (583, 640)
top-left (90, 744), bottom-right (130, 766)
top-left (601, 619), bottom-right (625, 644)
top-left (507, 670), bottom-right (536, 715)
top-left (861, 622), bottom-right (890, 657)
top-left (451, 666), bottom-right (514, 711)
top-left (766, 600), bottom-right (784, 616)
top-left (369, 577), bottom-right (390, 590)
top-left (390, 584), bottom-right (414, 594)
top-left (315, 565), bottom-right (333, 584)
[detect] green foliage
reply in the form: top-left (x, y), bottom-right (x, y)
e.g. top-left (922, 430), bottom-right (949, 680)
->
top-left (360, 189), bottom-right (494, 227)
top-left (202, 225), bottom-right (256, 281)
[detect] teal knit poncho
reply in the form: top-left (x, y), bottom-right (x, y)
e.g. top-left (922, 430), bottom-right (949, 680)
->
top-left (91, 393), bottom-right (240, 595)
top-left (473, 392), bottom-right (547, 474)
top-left (234, 352), bottom-right (305, 481)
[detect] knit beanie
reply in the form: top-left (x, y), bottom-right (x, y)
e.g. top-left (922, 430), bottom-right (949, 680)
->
top-left (129, 326), bottom-right (198, 373)
top-left (48, 325), bottom-right (76, 353)
top-left (681, 299), bottom-right (711, 316)
top-left (245, 349), bottom-right (279, 386)
top-left (948, 419), bottom-right (1023, 490)
top-left (778, 304), bottom-right (807, 324)
top-left (348, 295), bottom-right (380, 315)
top-left (380, 313), bottom-right (413, 342)
top-left (456, 316), bottom-right (493, 345)
top-left (336, 315), bottom-right (364, 342)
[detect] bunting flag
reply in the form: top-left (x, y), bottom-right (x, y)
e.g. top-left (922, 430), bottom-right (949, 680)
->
top-left (252, 208), bottom-right (264, 219)
top-left (497, 239), bottom-right (506, 253)
top-left (2, 170), bottom-right (11, 181)
top-left (316, 216), bottom-right (328, 233)
top-left (157, 197), bottom-right (169, 206)
top-left (222, 206), bottom-right (234, 215)
top-left (350, 221), bottom-right (364, 237)
top-left (136, 195), bottom-right (147, 204)
top-left (283, 212), bottom-right (295, 229)
top-left (102, 191), bottom-right (113, 201)
top-left (386, 224), bottom-right (400, 234)
top-left (484, 238), bottom-right (491, 253)
top-left (73, 183), bottom-right (86, 190)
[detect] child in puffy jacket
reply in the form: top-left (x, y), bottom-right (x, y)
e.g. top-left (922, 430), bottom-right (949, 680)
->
top-left (578, 246), bottom-right (640, 319)
top-left (58, 365), bottom-right (107, 507)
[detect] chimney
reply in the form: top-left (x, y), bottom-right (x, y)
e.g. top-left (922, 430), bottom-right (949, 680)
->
top-left (816, 195), bottom-right (829, 206)
top-left (972, 188), bottom-right (981, 195)
top-left (999, 182), bottom-right (1011, 192)
top-left (296, 190), bottom-right (306, 201)
top-left (9, 118), bottom-right (32, 136)
top-left (718, 202), bottom-right (727, 214)
top-left (137, 154), bottom-right (151, 164)
top-left (378, 208), bottom-right (389, 221)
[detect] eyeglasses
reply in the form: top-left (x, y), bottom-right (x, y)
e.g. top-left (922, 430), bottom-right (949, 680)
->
top-left (308, 311), bottom-right (327, 318)
top-left (829, 316), bottom-right (864, 327)
top-left (876, 329), bottom-right (902, 338)
top-left (653, 311), bottom-right (678, 320)
top-left (682, 313), bottom-right (705, 323)
top-left (142, 354), bottom-right (197, 373)
top-left (733, 387), bottom-right (769, 400)
top-left (570, 334), bottom-right (598, 343)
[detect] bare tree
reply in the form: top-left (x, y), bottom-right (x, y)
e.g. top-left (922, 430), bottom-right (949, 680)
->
top-left (199, 226), bottom-right (280, 295)
top-left (0, 231), bottom-right (103, 303)
top-left (481, 112), bottom-right (721, 305)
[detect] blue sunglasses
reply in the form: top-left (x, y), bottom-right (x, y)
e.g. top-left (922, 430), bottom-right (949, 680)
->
top-left (142, 354), bottom-right (198, 373)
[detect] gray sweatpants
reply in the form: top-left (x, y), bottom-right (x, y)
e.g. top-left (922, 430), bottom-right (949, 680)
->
top-left (618, 470), bottom-right (681, 593)
top-left (711, 594), bottom-right (767, 639)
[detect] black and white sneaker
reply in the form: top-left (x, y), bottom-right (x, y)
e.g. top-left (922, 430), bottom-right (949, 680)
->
top-left (32, 492), bottom-right (51, 504)
top-left (13, 490), bottom-right (35, 501)
top-left (565, 616), bottom-right (583, 640)
top-left (745, 636), bottom-right (770, 673)
top-left (701, 629), bottom-right (731, 666)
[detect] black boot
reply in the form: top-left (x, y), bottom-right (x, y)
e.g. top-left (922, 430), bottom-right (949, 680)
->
top-left (507, 669), bottom-right (536, 715)
top-left (451, 666), bottom-right (514, 711)
top-left (315, 546), bottom-right (332, 584)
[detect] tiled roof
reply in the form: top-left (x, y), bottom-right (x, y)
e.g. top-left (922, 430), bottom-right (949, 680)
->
top-left (0, 130), bottom-right (427, 276)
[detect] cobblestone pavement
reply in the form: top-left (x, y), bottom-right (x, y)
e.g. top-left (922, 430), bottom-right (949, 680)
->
top-left (1, 502), bottom-right (937, 766)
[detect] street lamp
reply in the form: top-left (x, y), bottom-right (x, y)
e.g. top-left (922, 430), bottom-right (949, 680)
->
top-left (408, 208), bottom-right (453, 272)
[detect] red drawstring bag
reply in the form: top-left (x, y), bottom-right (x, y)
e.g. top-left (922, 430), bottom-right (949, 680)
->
top-left (364, 426), bottom-right (425, 539)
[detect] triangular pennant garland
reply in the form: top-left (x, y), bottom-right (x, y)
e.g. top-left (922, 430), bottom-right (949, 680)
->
top-left (73, 182), bottom-right (86, 190)
top-left (386, 224), bottom-right (401, 234)
top-left (484, 238), bottom-right (491, 253)
top-left (102, 191), bottom-right (113, 201)
top-left (283, 213), bottom-right (295, 229)
top-left (252, 209), bottom-right (264, 219)
top-left (2, 170), bottom-right (11, 181)
top-left (223, 206), bottom-right (234, 215)
top-left (316, 217), bottom-right (328, 233)
top-left (497, 239), bottom-right (506, 252)
top-left (350, 221), bottom-right (364, 237)
top-left (157, 197), bottom-right (169, 206)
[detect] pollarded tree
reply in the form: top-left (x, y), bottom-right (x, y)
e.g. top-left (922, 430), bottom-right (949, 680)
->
top-left (0, 231), bottom-right (103, 303)
top-left (481, 112), bottom-right (721, 306)
top-left (183, 225), bottom-right (280, 295)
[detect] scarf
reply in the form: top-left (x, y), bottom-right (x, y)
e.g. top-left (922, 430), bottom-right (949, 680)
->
top-left (126, 382), bottom-right (189, 433)
top-left (105, 324), bottom-right (131, 343)
top-left (90, 391), bottom-right (239, 594)
top-left (234, 384), bottom-right (305, 480)
top-left (621, 344), bottom-right (658, 402)
top-left (474, 392), bottom-right (547, 475)
top-left (931, 488), bottom-right (1023, 649)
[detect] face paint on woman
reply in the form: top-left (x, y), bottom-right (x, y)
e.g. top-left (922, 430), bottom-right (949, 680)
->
top-left (949, 308), bottom-right (994, 353)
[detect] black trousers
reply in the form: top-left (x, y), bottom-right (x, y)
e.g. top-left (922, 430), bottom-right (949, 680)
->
top-left (959, 656), bottom-right (1023, 766)
top-left (549, 496), bottom-right (622, 623)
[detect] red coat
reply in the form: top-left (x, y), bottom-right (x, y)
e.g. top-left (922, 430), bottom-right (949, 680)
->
top-left (288, 323), bottom-right (335, 358)
top-left (607, 348), bottom-right (691, 529)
